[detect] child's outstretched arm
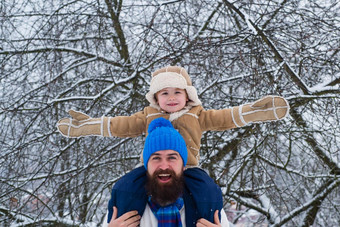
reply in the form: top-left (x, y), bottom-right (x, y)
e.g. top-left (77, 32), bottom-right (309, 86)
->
top-left (56, 110), bottom-right (113, 137)
top-left (231, 95), bottom-right (290, 127)
top-left (57, 109), bottom-right (147, 138)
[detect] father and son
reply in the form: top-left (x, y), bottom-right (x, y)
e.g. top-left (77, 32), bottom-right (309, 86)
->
top-left (57, 66), bottom-right (290, 226)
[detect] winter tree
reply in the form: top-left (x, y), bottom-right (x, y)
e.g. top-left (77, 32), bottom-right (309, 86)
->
top-left (0, 0), bottom-right (339, 226)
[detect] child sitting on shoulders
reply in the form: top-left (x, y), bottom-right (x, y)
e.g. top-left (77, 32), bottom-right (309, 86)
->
top-left (57, 65), bottom-right (290, 223)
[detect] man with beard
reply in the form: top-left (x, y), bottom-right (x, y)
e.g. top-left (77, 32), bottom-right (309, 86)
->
top-left (105, 118), bottom-right (229, 227)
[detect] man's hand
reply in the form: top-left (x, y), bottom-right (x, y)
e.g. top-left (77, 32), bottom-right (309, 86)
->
top-left (108, 206), bottom-right (140, 227)
top-left (196, 210), bottom-right (221, 227)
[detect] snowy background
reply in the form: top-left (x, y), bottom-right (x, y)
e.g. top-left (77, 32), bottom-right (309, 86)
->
top-left (0, 0), bottom-right (339, 226)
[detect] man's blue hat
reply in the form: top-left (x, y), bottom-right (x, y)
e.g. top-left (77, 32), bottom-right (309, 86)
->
top-left (143, 118), bottom-right (187, 168)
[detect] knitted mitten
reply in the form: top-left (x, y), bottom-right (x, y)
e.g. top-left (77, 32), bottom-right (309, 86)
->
top-left (231, 95), bottom-right (290, 127)
top-left (56, 110), bottom-right (111, 137)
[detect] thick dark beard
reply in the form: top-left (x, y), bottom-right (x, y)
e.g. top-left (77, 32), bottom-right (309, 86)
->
top-left (146, 169), bottom-right (184, 207)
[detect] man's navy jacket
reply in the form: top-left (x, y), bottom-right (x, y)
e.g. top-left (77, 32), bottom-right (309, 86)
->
top-left (107, 166), bottom-right (223, 227)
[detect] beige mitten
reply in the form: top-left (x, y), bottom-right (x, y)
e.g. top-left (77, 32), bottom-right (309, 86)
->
top-left (231, 95), bottom-right (290, 127)
top-left (56, 110), bottom-right (112, 137)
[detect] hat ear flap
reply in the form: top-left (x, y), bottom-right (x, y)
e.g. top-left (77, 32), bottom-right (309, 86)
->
top-left (185, 86), bottom-right (201, 107)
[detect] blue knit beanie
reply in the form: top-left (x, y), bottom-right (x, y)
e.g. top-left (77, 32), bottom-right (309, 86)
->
top-left (143, 118), bottom-right (188, 169)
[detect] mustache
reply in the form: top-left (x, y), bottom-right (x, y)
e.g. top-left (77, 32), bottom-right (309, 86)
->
top-left (153, 168), bottom-right (174, 177)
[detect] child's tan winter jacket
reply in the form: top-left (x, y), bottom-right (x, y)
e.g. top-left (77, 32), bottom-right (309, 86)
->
top-left (57, 95), bottom-right (289, 166)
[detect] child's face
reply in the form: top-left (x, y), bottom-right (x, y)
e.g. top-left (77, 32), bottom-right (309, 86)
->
top-left (156, 87), bottom-right (188, 113)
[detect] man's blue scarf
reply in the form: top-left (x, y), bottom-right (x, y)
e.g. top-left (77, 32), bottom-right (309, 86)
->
top-left (148, 196), bottom-right (184, 227)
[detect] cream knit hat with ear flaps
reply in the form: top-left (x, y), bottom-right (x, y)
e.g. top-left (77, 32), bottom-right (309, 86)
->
top-left (146, 66), bottom-right (202, 109)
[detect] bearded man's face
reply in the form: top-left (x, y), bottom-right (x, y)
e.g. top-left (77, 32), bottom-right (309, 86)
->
top-left (146, 150), bottom-right (185, 207)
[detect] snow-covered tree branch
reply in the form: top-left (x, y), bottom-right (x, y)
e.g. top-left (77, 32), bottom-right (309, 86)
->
top-left (1, 0), bottom-right (339, 226)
